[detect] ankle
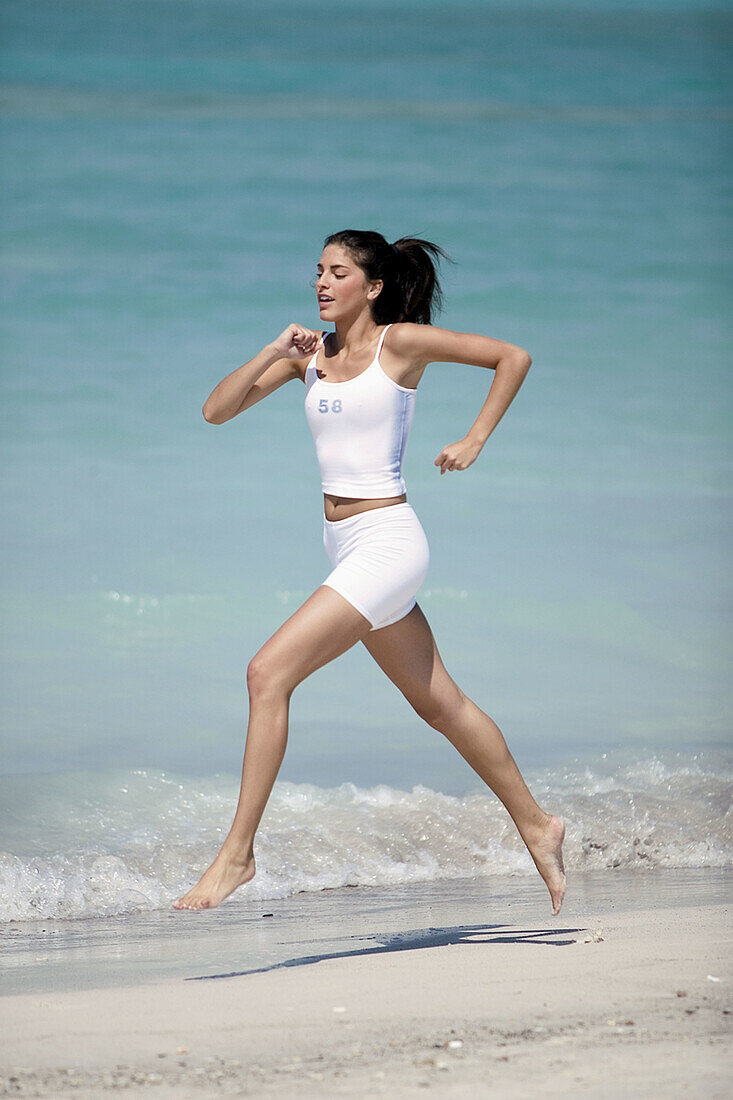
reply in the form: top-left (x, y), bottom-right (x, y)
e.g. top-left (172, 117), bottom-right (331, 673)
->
top-left (522, 811), bottom-right (554, 842)
top-left (220, 838), bottom-right (255, 865)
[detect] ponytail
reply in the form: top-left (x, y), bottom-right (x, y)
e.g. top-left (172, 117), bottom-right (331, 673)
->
top-left (323, 229), bottom-right (450, 325)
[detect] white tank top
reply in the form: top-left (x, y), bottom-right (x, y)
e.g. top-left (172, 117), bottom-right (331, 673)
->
top-left (304, 324), bottom-right (416, 498)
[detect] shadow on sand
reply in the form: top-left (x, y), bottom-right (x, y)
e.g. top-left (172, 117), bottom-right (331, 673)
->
top-left (188, 923), bottom-right (584, 981)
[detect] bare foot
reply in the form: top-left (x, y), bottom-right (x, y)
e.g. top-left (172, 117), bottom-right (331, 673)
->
top-left (525, 814), bottom-right (566, 916)
top-left (173, 848), bottom-right (256, 911)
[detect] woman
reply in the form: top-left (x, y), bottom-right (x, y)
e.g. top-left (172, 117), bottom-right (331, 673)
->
top-left (174, 230), bottom-right (565, 915)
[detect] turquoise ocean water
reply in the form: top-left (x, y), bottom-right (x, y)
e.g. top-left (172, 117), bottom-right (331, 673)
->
top-left (1, 1), bottom-right (731, 922)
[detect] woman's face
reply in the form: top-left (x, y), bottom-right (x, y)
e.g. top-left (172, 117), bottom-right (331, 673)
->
top-left (315, 244), bottom-right (381, 323)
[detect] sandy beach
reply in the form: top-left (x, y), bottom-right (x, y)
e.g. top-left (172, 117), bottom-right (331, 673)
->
top-left (1, 872), bottom-right (730, 1098)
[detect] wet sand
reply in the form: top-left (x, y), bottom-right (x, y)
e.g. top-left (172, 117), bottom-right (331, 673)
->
top-left (1, 872), bottom-right (730, 1097)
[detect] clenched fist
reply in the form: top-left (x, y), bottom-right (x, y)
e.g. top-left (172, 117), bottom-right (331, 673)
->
top-left (272, 324), bottom-right (322, 360)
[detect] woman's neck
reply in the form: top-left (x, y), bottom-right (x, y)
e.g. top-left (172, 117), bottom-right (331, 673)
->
top-left (332, 312), bottom-right (380, 354)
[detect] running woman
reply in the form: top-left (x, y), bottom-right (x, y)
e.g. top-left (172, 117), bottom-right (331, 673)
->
top-left (174, 230), bottom-right (566, 915)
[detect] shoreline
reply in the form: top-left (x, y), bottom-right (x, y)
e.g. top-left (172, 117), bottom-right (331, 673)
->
top-left (1, 871), bottom-right (730, 1097)
top-left (2, 868), bottom-right (728, 996)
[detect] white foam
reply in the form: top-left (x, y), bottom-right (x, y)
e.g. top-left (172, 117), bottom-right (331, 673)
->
top-left (0, 752), bottom-right (730, 922)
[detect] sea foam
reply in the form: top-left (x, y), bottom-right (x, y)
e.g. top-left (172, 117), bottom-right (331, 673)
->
top-left (0, 753), bottom-right (730, 922)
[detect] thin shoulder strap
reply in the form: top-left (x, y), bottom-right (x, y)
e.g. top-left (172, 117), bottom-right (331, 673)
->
top-left (376, 323), bottom-right (393, 358)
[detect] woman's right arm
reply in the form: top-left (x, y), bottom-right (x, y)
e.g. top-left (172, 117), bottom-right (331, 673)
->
top-left (202, 324), bottom-right (321, 424)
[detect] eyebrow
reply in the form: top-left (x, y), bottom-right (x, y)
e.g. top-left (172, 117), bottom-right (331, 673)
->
top-left (317, 263), bottom-right (350, 271)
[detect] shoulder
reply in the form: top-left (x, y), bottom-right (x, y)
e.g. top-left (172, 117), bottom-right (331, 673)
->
top-left (383, 322), bottom-right (423, 352)
top-left (384, 323), bottom-right (460, 366)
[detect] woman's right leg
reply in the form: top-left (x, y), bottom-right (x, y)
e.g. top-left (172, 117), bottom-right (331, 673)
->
top-left (173, 585), bottom-right (372, 910)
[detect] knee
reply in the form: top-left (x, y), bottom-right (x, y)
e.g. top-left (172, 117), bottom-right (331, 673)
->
top-left (410, 687), bottom-right (465, 734)
top-left (246, 651), bottom-right (287, 700)
top-left (412, 700), bottom-right (444, 731)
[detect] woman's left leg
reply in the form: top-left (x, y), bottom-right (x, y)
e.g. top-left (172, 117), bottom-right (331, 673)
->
top-left (362, 603), bottom-right (566, 914)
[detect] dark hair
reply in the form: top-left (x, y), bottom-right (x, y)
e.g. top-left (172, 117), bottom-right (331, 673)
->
top-left (323, 229), bottom-right (450, 325)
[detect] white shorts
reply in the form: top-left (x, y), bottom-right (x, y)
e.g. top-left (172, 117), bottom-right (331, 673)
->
top-left (322, 502), bottom-right (430, 631)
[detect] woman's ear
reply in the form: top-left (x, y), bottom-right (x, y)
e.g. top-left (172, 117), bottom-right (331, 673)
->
top-left (367, 280), bottom-right (383, 301)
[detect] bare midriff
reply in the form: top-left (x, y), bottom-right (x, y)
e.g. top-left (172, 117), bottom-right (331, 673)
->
top-left (323, 493), bottom-right (407, 523)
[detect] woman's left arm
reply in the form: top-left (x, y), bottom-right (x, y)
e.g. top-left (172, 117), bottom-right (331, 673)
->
top-left (390, 324), bottom-right (532, 475)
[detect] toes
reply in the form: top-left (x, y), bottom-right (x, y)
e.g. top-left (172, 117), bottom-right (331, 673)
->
top-left (173, 895), bottom-right (198, 910)
top-left (551, 877), bottom-right (566, 916)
